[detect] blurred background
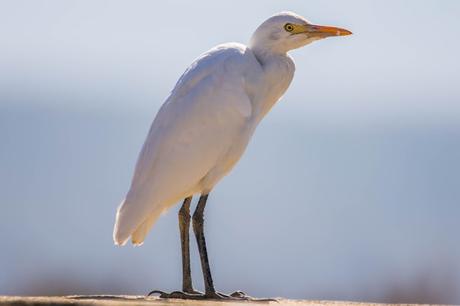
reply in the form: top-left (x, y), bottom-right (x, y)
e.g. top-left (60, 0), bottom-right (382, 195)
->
top-left (1, 0), bottom-right (459, 304)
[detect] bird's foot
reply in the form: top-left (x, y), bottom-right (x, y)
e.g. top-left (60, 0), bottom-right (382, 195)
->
top-left (184, 289), bottom-right (203, 295)
top-left (148, 289), bottom-right (275, 301)
top-left (202, 291), bottom-right (245, 300)
top-left (228, 291), bottom-right (277, 302)
top-left (147, 290), bottom-right (202, 299)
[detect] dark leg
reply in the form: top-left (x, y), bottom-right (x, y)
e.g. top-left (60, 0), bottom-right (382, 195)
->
top-left (178, 197), bottom-right (200, 294)
top-left (148, 197), bottom-right (201, 298)
top-left (148, 194), bottom-right (266, 301)
top-left (192, 194), bottom-right (216, 296)
top-left (189, 193), bottom-right (268, 301)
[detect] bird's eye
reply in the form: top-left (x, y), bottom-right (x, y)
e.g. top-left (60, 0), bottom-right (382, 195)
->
top-left (284, 23), bottom-right (294, 32)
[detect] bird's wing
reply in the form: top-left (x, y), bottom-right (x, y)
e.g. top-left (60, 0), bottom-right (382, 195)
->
top-left (114, 44), bottom-right (257, 245)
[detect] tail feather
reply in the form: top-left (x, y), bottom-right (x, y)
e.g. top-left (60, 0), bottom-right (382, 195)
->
top-left (113, 199), bottom-right (132, 246)
top-left (113, 188), bottom-right (188, 246)
top-left (113, 198), bottom-right (166, 246)
top-left (130, 210), bottom-right (163, 246)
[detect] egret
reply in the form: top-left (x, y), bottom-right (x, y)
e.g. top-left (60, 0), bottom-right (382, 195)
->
top-left (113, 11), bottom-right (351, 300)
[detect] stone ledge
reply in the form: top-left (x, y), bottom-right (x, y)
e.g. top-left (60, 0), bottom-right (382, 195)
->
top-left (0, 296), bottom-right (450, 306)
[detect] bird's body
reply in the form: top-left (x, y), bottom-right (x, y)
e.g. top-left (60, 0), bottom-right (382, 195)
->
top-left (114, 42), bottom-right (295, 245)
top-left (113, 11), bottom-right (351, 300)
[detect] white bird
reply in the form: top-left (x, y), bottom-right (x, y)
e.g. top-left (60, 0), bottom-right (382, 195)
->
top-left (113, 11), bottom-right (351, 300)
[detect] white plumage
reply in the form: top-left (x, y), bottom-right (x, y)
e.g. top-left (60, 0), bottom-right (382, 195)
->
top-left (113, 12), bottom-right (351, 246)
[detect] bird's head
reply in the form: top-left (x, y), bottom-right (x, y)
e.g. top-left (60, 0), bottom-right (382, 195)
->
top-left (249, 11), bottom-right (352, 54)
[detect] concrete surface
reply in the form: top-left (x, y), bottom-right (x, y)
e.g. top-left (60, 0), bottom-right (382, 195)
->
top-left (0, 296), bottom-right (451, 306)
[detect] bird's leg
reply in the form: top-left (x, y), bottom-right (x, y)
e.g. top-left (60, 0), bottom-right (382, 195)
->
top-left (192, 194), bottom-right (217, 297)
top-left (190, 194), bottom-right (270, 301)
top-left (178, 197), bottom-right (201, 294)
top-left (148, 194), bottom-right (273, 301)
top-left (148, 197), bottom-right (202, 299)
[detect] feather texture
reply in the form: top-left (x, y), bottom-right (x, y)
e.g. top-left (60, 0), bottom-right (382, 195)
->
top-left (113, 43), bottom-right (265, 245)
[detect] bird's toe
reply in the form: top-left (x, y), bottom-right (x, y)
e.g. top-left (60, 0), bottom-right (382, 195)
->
top-left (147, 290), bottom-right (204, 300)
top-left (230, 290), bottom-right (249, 298)
top-left (183, 289), bottom-right (203, 295)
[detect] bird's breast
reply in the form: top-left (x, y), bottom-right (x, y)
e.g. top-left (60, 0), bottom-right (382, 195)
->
top-left (250, 55), bottom-right (295, 121)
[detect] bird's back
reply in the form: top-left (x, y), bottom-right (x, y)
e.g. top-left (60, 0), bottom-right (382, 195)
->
top-left (113, 43), bottom-right (262, 246)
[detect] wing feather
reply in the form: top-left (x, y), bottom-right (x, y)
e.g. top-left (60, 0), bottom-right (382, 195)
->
top-left (113, 44), bottom-right (256, 245)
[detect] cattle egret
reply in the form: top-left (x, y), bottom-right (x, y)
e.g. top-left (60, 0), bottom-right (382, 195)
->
top-left (113, 11), bottom-right (351, 300)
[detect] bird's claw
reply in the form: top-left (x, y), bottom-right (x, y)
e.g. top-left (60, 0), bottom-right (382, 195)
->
top-left (147, 290), bottom-right (202, 299)
top-left (230, 290), bottom-right (248, 298)
top-left (229, 291), bottom-right (278, 302)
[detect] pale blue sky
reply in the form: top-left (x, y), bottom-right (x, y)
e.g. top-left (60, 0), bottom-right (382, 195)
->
top-left (1, 0), bottom-right (460, 121)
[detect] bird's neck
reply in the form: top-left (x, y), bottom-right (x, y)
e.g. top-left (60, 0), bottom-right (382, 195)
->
top-left (249, 47), bottom-right (296, 122)
top-left (251, 46), bottom-right (286, 66)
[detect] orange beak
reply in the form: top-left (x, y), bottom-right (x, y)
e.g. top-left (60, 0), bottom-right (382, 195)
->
top-left (304, 24), bottom-right (352, 37)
